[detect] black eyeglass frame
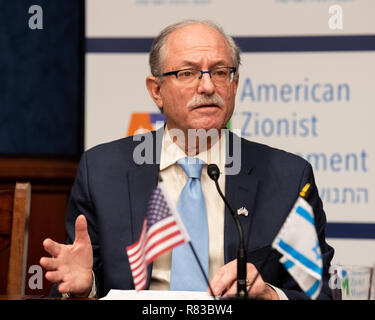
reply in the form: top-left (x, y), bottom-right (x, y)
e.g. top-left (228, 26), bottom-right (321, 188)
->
top-left (161, 66), bottom-right (237, 80)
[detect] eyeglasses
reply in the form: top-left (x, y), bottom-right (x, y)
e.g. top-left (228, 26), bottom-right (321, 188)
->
top-left (161, 66), bottom-right (237, 84)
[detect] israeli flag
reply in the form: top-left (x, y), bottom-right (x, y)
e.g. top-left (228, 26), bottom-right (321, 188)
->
top-left (272, 197), bottom-right (322, 299)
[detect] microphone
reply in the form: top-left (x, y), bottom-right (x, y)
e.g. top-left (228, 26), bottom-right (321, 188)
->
top-left (207, 164), bottom-right (248, 298)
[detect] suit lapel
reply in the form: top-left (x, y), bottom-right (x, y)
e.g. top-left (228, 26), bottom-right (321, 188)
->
top-left (127, 163), bottom-right (159, 288)
top-left (127, 129), bottom-right (164, 240)
top-left (127, 129), bottom-right (163, 288)
top-left (224, 134), bottom-right (259, 263)
top-left (128, 163), bottom-right (159, 241)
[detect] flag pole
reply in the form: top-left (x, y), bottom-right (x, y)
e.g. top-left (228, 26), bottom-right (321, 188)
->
top-left (248, 183), bottom-right (313, 294)
top-left (159, 176), bottom-right (216, 299)
top-left (188, 242), bottom-right (216, 300)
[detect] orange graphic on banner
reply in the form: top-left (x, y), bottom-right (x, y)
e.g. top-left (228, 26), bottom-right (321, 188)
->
top-left (126, 113), bottom-right (154, 137)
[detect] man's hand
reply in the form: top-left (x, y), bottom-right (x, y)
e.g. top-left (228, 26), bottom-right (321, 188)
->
top-left (40, 215), bottom-right (94, 297)
top-left (209, 259), bottom-right (279, 300)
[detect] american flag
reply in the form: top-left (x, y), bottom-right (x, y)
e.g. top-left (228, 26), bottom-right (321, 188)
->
top-left (126, 182), bottom-right (189, 290)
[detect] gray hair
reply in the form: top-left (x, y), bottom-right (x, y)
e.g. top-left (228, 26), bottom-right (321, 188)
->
top-left (149, 20), bottom-right (241, 77)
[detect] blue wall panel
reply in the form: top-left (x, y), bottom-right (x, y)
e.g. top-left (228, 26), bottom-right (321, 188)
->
top-left (0, 0), bottom-right (84, 155)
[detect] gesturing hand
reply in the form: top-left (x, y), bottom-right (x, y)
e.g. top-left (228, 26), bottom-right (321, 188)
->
top-left (40, 215), bottom-right (94, 297)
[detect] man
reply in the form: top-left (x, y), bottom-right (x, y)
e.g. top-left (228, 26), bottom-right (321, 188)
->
top-left (40, 20), bottom-right (334, 300)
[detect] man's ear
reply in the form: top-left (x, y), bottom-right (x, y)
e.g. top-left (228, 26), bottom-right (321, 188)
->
top-left (232, 73), bottom-right (239, 95)
top-left (146, 76), bottom-right (163, 111)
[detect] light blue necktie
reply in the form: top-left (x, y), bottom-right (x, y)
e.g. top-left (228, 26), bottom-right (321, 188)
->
top-left (170, 157), bottom-right (209, 291)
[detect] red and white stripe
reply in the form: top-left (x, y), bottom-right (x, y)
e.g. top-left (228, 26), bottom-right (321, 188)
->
top-left (126, 216), bottom-right (187, 291)
top-left (126, 220), bottom-right (148, 290)
top-left (145, 216), bottom-right (186, 263)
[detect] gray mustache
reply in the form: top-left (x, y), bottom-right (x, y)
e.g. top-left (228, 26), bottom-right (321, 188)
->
top-left (186, 94), bottom-right (225, 108)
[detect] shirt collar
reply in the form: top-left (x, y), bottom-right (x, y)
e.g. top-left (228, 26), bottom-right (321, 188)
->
top-left (160, 126), bottom-right (226, 173)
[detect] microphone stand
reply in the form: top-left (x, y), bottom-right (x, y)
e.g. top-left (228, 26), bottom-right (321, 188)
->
top-left (207, 164), bottom-right (248, 298)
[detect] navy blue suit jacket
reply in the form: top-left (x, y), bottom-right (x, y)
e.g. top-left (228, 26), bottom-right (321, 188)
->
top-left (63, 129), bottom-right (334, 299)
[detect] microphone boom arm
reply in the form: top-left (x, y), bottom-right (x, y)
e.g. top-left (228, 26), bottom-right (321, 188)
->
top-left (208, 164), bottom-right (248, 297)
